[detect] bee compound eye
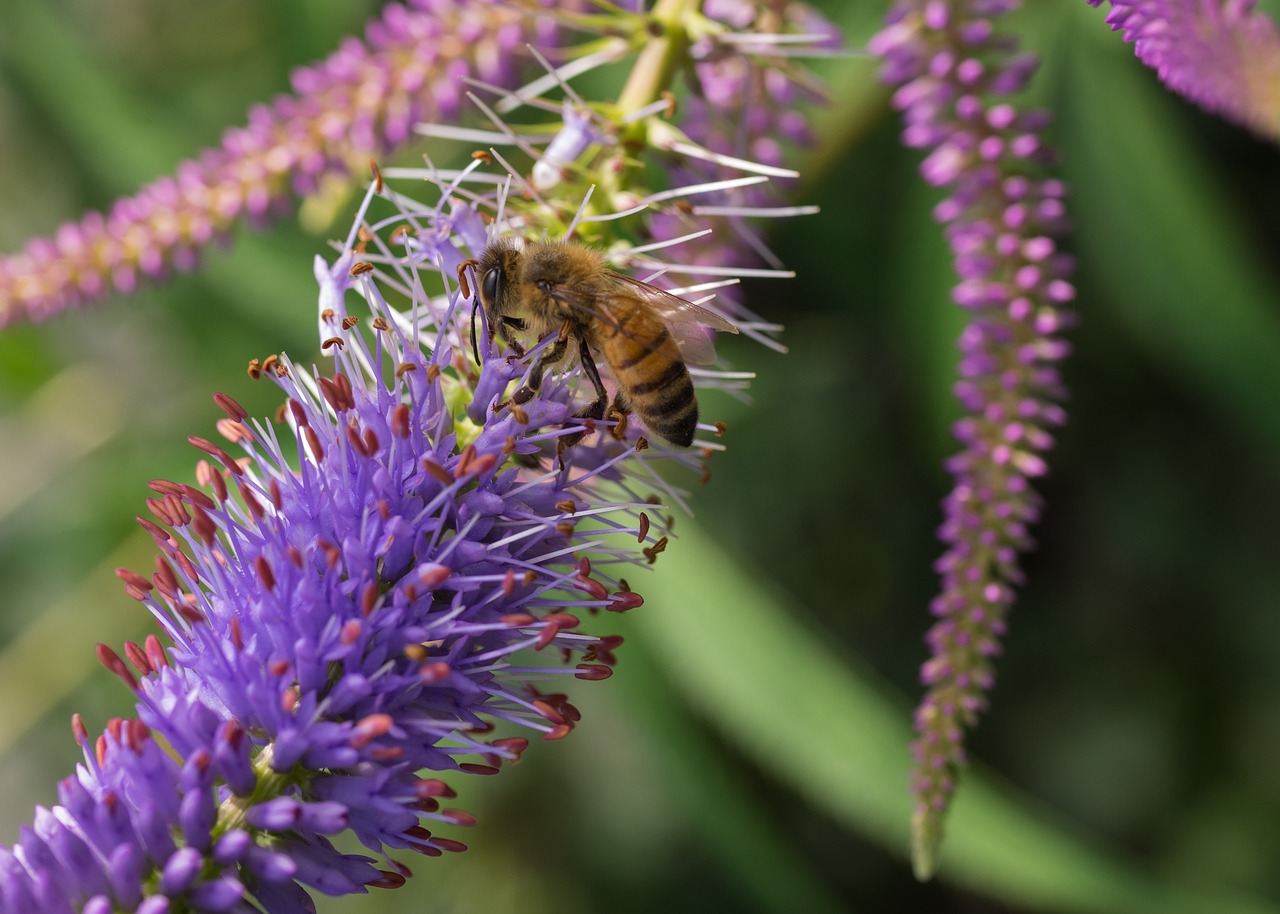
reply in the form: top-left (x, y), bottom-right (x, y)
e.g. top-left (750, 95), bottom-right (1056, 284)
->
top-left (481, 268), bottom-right (500, 305)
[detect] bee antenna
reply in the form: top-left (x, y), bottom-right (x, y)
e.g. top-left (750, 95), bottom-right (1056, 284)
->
top-left (471, 296), bottom-right (483, 364)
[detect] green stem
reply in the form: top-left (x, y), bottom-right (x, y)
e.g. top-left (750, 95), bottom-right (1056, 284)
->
top-left (615, 0), bottom-right (698, 117)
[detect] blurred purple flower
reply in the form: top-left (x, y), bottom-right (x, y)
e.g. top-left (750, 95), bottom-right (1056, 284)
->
top-left (870, 0), bottom-right (1076, 877)
top-left (0, 0), bottom-right (570, 327)
top-left (1087, 0), bottom-right (1280, 138)
top-left (0, 169), bottom-right (714, 911)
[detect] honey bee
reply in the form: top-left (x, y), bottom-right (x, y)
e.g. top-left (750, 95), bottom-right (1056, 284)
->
top-left (462, 240), bottom-right (737, 448)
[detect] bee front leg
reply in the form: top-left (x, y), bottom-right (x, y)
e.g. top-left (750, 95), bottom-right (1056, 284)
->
top-left (513, 319), bottom-right (574, 405)
top-left (556, 335), bottom-right (609, 461)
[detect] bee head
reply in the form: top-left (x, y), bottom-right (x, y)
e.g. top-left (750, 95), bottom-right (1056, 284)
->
top-left (471, 239), bottom-right (524, 362)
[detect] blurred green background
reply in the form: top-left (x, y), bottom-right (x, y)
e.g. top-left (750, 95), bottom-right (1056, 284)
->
top-left (3, 1), bottom-right (1280, 912)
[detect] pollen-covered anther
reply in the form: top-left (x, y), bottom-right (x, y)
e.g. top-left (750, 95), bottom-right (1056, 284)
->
top-left (392, 403), bottom-right (411, 438)
top-left (637, 512), bottom-right (651, 542)
top-left (419, 661), bottom-right (452, 684)
top-left (255, 555), bottom-right (276, 591)
top-left (322, 337), bottom-right (345, 351)
top-left (422, 459), bottom-right (454, 484)
top-left (351, 713), bottom-right (395, 749)
top-left (643, 536), bottom-right (669, 564)
top-left (418, 563), bottom-right (451, 589)
top-left (281, 685), bottom-right (300, 713)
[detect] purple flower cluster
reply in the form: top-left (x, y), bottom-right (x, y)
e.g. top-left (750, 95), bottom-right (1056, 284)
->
top-left (0, 0), bottom-right (570, 327)
top-left (1088, 0), bottom-right (1280, 137)
top-left (870, 0), bottom-right (1076, 877)
top-left (0, 172), bottom-right (704, 912)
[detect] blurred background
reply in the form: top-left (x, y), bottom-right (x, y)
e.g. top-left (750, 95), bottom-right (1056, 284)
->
top-left (2, 1), bottom-right (1280, 912)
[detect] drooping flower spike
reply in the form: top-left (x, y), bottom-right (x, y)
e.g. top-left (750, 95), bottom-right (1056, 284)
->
top-left (1087, 0), bottom-right (1280, 140)
top-left (870, 0), bottom-right (1076, 878)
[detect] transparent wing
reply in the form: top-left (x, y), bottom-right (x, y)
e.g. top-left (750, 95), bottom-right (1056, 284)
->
top-left (602, 270), bottom-right (737, 366)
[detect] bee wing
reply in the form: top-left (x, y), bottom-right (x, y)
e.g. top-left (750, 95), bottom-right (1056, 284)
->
top-left (603, 270), bottom-right (738, 367)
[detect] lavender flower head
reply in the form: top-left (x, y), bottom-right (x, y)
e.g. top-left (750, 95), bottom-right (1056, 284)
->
top-left (1087, 0), bottom-right (1280, 138)
top-left (870, 0), bottom-right (1076, 878)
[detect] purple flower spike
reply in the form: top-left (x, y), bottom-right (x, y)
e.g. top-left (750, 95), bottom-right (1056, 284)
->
top-left (0, 160), bottom-right (724, 909)
top-left (871, 1), bottom-right (1076, 878)
top-left (1087, 0), bottom-right (1280, 137)
top-left (0, 0), bottom-right (578, 327)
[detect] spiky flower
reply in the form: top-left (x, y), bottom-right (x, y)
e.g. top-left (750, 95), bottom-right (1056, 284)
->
top-left (870, 0), bottom-right (1076, 878)
top-left (1087, 0), bottom-right (1280, 139)
top-left (0, 1), bottom-right (832, 909)
top-left (0, 0), bottom-right (573, 326)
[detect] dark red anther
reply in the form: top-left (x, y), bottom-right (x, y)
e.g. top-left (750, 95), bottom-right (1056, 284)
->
top-left (172, 549), bottom-right (199, 584)
top-left (177, 601), bottom-right (206, 624)
top-left (414, 778), bottom-right (456, 799)
top-left (145, 635), bottom-right (169, 670)
top-left (190, 748), bottom-right (211, 774)
top-left (543, 613), bottom-right (579, 630)
top-left (319, 377), bottom-right (346, 413)
top-left (96, 644), bottom-right (138, 690)
top-left (432, 838), bottom-right (468, 854)
top-left (321, 337), bottom-right (345, 351)
top-left (463, 453), bottom-right (497, 477)
top-left (115, 567), bottom-right (153, 600)
top-left (419, 662), bottom-right (451, 684)
top-left (422, 459), bottom-right (454, 484)
top-left (95, 734), bottom-right (108, 767)
top-left (351, 713), bottom-right (393, 749)
top-left (501, 568), bottom-right (516, 596)
top-left (239, 483), bottom-right (264, 521)
top-left (145, 498), bottom-right (175, 526)
top-left (366, 871), bottom-right (406, 890)
top-left (208, 467), bottom-right (229, 504)
top-left (575, 664), bottom-right (613, 681)
top-left (577, 557), bottom-right (591, 576)
top-left (454, 443), bottom-right (477, 476)
top-left (269, 479), bottom-right (283, 510)
top-left (607, 591), bottom-right (644, 613)
top-left (700, 463), bottom-right (712, 486)
top-left (341, 620), bottom-right (362, 645)
top-left (346, 421), bottom-right (368, 455)
top-left (188, 437), bottom-right (244, 476)
top-left (458, 763), bottom-right (500, 776)
top-left (364, 428), bottom-right (379, 454)
top-left (370, 746), bottom-right (404, 761)
top-left (360, 582), bottom-right (379, 617)
top-left (213, 392), bottom-right (248, 421)
top-left (286, 545), bottom-right (303, 568)
top-left (106, 718), bottom-right (124, 742)
top-left (269, 659), bottom-right (290, 677)
top-left (148, 480), bottom-right (184, 497)
top-left (490, 737), bottom-right (528, 762)
top-left (123, 641), bottom-right (152, 676)
top-left (501, 612), bottom-right (536, 627)
top-left (643, 535), bottom-right (669, 564)
top-left (255, 556), bottom-right (275, 591)
top-left (334, 373), bottom-right (353, 403)
top-left (392, 403), bottom-right (411, 438)
top-left (376, 499), bottom-right (391, 520)
top-left (135, 516), bottom-right (170, 543)
top-left (418, 565), bottom-right (451, 589)
top-left (637, 512), bottom-right (651, 543)
top-left (127, 718), bottom-right (150, 751)
top-left (319, 539), bottom-right (342, 569)
top-left (165, 494), bottom-right (191, 526)
top-left (221, 720), bottom-right (245, 751)
top-left (442, 809), bottom-right (477, 827)
top-left (287, 399), bottom-right (309, 428)
top-left (229, 617), bottom-right (244, 651)
top-left (470, 720), bottom-right (495, 734)
top-left (303, 426), bottom-right (325, 462)
top-left (369, 158), bottom-right (383, 192)
top-left (152, 557), bottom-right (178, 597)
top-left (583, 635), bottom-right (624, 667)
top-left (575, 576), bottom-right (608, 601)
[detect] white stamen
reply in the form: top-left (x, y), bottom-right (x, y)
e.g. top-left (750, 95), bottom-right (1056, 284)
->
top-left (612, 229), bottom-right (713, 257)
top-left (577, 201), bottom-right (651, 222)
top-left (414, 124), bottom-right (557, 145)
top-left (563, 185), bottom-right (596, 241)
top-left (641, 175), bottom-right (769, 204)
top-left (495, 40), bottom-right (629, 113)
top-left (627, 260), bottom-right (797, 279)
top-left (692, 205), bottom-right (820, 218)
top-left (667, 141), bottom-right (800, 178)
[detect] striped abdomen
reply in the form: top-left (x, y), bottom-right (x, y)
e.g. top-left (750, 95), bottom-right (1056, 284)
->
top-left (597, 297), bottom-right (698, 447)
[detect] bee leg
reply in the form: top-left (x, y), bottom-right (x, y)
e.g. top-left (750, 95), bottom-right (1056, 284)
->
top-left (514, 319), bottom-right (573, 405)
top-left (556, 335), bottom-right (609, 460)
